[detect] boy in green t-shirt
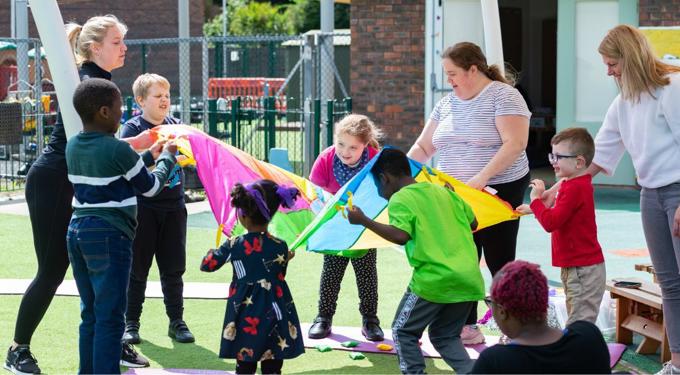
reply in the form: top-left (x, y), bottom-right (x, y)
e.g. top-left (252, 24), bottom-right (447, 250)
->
top-left (347, 148), bottom-right (484, 375)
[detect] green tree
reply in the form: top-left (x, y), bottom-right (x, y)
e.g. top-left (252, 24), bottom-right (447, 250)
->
top-left (286, 0), bottom-right (350, 34)
top-left (203, 1), bottom-right (293, 36)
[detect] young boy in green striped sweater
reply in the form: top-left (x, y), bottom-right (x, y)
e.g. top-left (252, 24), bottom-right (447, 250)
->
top-left (65, 78), bottom-right (177, 374)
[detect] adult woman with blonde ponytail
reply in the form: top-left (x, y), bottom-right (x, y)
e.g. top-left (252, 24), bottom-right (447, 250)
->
top-left (589, 24), bottom-right (680, 374)
top-left (5, 15), bottom-right (150, 374)
top-left (407, 41), bottom-right (531, 345)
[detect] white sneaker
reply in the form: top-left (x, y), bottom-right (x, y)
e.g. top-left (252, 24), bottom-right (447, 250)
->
top-left (461, 325), bottom-right (485, 345)
top-left (656, 362), bottom-right (680, 375)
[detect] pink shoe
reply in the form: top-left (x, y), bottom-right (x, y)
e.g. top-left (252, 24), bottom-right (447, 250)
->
top-left (461, 325), bottom-right (485, 345)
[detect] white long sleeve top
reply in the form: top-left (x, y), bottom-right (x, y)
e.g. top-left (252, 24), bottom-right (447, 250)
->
top-left (593, 73), bottom-right (680, 188)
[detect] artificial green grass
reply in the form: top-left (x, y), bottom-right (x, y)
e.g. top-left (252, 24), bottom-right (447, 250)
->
top-left (0, 212), bottom-right (457, 373)
top-left (0, 204), bottom-right (664, 373)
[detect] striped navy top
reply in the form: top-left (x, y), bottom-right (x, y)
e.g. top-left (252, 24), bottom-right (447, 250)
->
top-left (430, 81), bottom-right (531, 185)
top-left (66, 131), bottom-right (177, 239)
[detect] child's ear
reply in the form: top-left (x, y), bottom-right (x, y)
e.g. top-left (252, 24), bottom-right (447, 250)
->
top-left (135, 96), bottom-right (145, 107)
top-left (379, 172), bottom-right (389, 185)
top-left (98, 105), bottom-right (110, 119)
top-left (576, 156), bottom-right (586, 169)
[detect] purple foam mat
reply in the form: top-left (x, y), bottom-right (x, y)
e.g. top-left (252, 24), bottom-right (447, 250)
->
top-left (301, 323), bottom-right (490, 359)
top-left (301, 324), bottom-right (627, 367)
top-left (122, 329), bottom-right (626, 374)
top-left (124, 369), bottom-right (234, 375)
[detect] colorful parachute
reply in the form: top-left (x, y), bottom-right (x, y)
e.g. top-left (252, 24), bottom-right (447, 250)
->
top-left (148, 125), bottom-right (329, 247)
top-left (289, 149), bottom-right (520, 254)
top-left (145, 126), bottom-right (518, 254)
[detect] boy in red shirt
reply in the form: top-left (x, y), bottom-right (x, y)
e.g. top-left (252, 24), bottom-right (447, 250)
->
top-left (517, 127), bottom-right (605, 325)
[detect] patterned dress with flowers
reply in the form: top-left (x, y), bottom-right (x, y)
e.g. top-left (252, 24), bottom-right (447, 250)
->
top-left (200, 232), bottom-right (305, 361)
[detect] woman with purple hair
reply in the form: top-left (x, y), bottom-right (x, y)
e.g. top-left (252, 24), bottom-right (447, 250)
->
top-left (471, 260), bottom-right (610, 374)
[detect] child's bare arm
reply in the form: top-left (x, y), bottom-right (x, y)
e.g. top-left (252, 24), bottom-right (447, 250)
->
top-left (347, 206), bottom-right (411, 245)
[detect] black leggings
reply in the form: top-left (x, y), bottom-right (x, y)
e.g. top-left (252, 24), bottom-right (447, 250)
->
top-left (126, 206), bottom-right (187, 322)
top-left (317, 249), bottom-right (378, 319)
top-left (466, 173), bottom-right (530, 324)
top-left (236, 360), bottom-right (283, 374)
top-left (13, 165), bottom-right (73, 345)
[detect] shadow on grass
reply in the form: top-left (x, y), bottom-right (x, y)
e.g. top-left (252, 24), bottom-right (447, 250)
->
top-left (132, 339), bottom-right (234, 372)
top-left (290, 351), bottom-right (452, 374)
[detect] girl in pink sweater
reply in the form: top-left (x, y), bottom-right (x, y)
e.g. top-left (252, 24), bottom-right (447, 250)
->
top-left (307, 114), bottom-right (384, 341)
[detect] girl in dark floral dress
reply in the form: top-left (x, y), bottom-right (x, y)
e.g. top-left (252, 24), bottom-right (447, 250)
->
top-left (200, 180), bottom-right (305, 374)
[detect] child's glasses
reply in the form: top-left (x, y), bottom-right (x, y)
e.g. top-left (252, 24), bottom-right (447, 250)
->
top-left (548, 153), bottom-right (578, 164)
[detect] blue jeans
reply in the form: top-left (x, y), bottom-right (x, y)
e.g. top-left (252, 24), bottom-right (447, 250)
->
top-left (67, 216), bottom-right (132, 374)
top-left (641, 183), bottom-right (680, 353)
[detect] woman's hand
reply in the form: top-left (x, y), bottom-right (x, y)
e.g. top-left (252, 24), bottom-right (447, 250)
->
top-left (467, 174), bottom-right (489, 190)
top-left (673, 206), bottom-right (680, 237)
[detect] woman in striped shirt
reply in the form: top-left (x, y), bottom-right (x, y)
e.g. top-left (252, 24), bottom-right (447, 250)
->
top-left (407, 42), bottom-right (531, 345)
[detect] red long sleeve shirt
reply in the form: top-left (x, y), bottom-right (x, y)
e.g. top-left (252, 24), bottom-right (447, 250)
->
top-left (530, 174), bottom-right (604, 267)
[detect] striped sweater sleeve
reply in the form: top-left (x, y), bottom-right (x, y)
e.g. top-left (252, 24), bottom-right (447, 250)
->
top-left (116, 142), bottom-right (177, 198)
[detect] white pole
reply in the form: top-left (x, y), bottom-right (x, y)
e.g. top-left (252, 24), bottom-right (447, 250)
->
top-left (178, 0), bottom-right (191, 125)
top-left (12, 0), bottom-right (30, 92)
top-left (28, 0), bottom-right (83, 138)
top-left (320, 0), bottom-right (334, 147)
top-left (480, 0), bottom-right (504, 76)
top-left (221, 0), bottom-right (227, 76)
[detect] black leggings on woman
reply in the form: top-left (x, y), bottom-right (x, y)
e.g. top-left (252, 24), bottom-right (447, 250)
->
top-left (13, 165), bottom-right (73, 345)
top-left (466, 173), bottom-right (530, 324)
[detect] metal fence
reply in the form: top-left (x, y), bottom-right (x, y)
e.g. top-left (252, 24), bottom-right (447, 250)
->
top-left (0, 37), bottom-right (47, 193)
top-left (0, 33), bottom-right (351, 192)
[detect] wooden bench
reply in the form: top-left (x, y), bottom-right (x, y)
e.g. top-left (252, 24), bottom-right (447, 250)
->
top-left (607, 278), bottom-right (670, 362)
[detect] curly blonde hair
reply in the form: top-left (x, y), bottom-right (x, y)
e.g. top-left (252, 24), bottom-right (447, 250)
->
top-left (334, 114), bottom-right (382, 150)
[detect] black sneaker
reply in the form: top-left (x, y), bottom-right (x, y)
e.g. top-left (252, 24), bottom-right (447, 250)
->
top-left (361, 316), bottom-right (384, 342)
top-left (122, 321), bottom-right (141, 345)
top-left (119, 343), bottom-right (149, 368)
top-left (4, 346), bottom-right (41, 374)
top-left (308, 316), bottom-right (332, 339)
top-left (168, 319), bottom-right (195, 343)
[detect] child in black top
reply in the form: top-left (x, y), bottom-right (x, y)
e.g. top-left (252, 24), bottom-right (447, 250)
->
top-left (201, 180), bottom-right (305, 374)
top-left (120, 73), bottom-right (193, 344)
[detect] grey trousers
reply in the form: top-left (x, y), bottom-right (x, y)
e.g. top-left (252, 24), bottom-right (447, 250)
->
top-left (392, 289), bottom-right (474, 374)
top-left (641, 183), bottom-right (680, 353)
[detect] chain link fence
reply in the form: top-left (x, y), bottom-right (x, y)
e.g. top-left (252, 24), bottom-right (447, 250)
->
top-left (0, 37), bottom-right (48, 193)
top-left (0, 33), bottom-right (351, 192)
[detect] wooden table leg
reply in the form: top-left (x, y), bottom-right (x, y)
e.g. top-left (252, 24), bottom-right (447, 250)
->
top-left (616, 298), bottom-right (633, 344)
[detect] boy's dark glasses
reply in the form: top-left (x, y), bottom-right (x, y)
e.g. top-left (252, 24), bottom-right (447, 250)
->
top-left (548, 153), bottom-right (578, 164)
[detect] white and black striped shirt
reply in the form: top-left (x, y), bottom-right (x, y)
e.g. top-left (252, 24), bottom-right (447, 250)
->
top-left (431, 81), bottom-right (531, 185)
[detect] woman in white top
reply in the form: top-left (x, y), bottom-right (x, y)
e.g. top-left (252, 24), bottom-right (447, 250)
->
top-left (408, 42), bottom-right (531, 345)
top-left (590, 24), bottom-right (680, 374)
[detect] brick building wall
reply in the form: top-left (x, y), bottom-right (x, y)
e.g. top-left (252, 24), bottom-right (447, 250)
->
top-left (639, 0), bottom-right (680, 26)
top-left (350, 1), bottom-right (425, 152)
top-left (0, 0), bottom-right (205, 96)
